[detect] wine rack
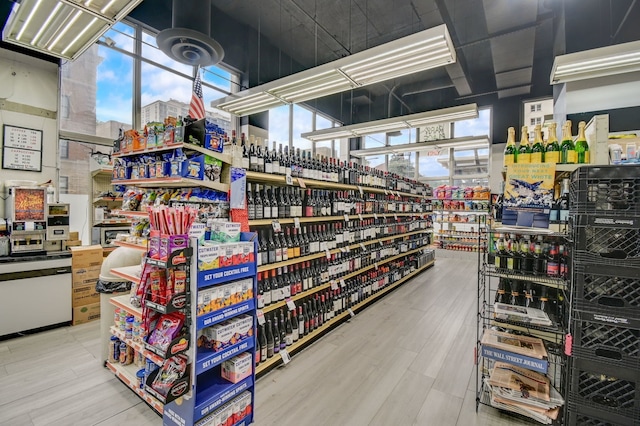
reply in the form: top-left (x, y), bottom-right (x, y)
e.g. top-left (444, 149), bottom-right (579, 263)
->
top-left (246, 169), bottom-right (435, 375)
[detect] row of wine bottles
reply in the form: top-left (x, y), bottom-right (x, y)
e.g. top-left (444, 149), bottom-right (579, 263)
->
top-left (237, 132), bottom-right (429, 193)
top-left (256, 254), bottom-right (428, 364)
top-left (255, 219), bottom-right (431, 267)
top-left (495, 279), bottom-right (563, 319)
top-left (492, 233), bottom-right (570, 279)
top-left (256, 234), bottom-right (431, 307)
top-left (247, 184), bottom-right (431, 220)
top-left (503, 120), bottom-right (589, 166)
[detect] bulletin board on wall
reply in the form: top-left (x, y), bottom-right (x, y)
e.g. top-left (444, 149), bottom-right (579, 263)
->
top-left (2, 124), bottom-right (43, 172)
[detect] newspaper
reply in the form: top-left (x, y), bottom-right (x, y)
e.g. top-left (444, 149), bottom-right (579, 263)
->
top-left (488, 362), bottom-right (551, 402)
top-left (487, 385), bottom-right (561, 425)
top-left (494, 303), bottom-right (553, 327)
top-left (481, 329), bottom-right (548, 359)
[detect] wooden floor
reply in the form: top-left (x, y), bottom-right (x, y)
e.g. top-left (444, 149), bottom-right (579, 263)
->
top-left (0, 258), bottom-right (531, 425)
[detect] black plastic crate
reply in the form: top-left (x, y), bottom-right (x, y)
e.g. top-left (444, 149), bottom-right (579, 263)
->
top-left (573, 263), bottom-right (640, 326)
top-left (571, 214), bottom-right (640, 267)
top-left (571, 316), bottom-right (640, 370)
top-left (570, 165), bottom-right (640, 216)
top-left (568, 358), bottom-right (640, 421)
top-left (566, 401), bottom-right (639, 426)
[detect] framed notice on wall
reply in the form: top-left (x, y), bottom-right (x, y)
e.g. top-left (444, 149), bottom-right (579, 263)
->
top-left (2, 125), bottom-right (43, 172)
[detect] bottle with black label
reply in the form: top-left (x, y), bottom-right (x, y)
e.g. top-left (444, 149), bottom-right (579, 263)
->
top-left (258, 324), bottom-right (267, 363)
top-left (266, 319), bottom-right (274, 358)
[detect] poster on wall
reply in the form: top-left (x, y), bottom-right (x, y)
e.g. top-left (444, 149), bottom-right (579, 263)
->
top-left (2, 125), bottom-right (43, 172)
top-left (501, 163), bottom-right (555, 228)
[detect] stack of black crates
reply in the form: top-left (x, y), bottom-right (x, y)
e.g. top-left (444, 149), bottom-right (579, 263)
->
top-left (566, 165), bottom-right (640, 426)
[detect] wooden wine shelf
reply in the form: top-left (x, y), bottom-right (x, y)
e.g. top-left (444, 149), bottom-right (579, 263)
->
top-left (112, 142), bottom-right (232, 164)
top-left (245, 171), bottom-right (430, 199)
top-left (432, 209), bottom-right (488, 214)
top-left (248, 212), bottom-right (427, 227)
top-left (256, 229), bottom-right (432, 273)
top-left (255, 259), bottom-right (435, 375)
top-left (112, 177), bottom-right (229, 193)
top-left (260, 244), bottom-right (431, 315)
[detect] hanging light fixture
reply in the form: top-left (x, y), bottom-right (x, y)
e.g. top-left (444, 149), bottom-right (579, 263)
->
top-left (301, 104), bottom-right (478, 142)
top-left (211, 24), bottom-right (456, 116)
top-left (2, 0), bottom-right (143, 60)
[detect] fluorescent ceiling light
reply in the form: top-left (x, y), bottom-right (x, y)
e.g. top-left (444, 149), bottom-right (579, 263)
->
top-left (2, 0), bottom-right (143, 60)
top-left (350, 135), bottom-right (489, 157)
top-left (212, 24), bottom-right (455, 116)
top-left (302, 104), bottom-right (477, 142)
top-left (550, 40), bottom-right (640, 84)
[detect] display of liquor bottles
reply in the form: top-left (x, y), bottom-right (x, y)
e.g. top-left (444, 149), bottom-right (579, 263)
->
top-left (491, 232), bottom-right (569, 280)
top-left (503, 126), bottom-right (517, 166)
top-left (560, 120), bottom-right (576, 164)
top-left (544, 122), bottom-right (560, 164)
top-left (517, 125), bottom-right (531, 163)
top-left (574, 120), bottom-right (590, 164)
top-left (530, 124), bottom-right (545, 164)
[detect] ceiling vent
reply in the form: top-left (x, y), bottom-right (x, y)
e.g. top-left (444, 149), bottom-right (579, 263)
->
top-left (156, 0), bottom-right (224, 67)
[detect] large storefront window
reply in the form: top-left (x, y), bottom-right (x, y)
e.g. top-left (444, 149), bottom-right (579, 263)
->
top-left (292, 105), bottom-right (313, 152)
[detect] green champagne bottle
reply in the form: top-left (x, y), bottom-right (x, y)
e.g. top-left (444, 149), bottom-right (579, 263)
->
top-left (575, 121), bottom-right (590, 164)
top-left (517, 126), bottom-right (531, 164)
top-left (531, 124), bottom-right (545, 164)
top-left (560, 121), bottom-right (576, 164)
top-left (545, 123), bottom-right (560, 164)
top-left (503, 127), bottom-right (517, 166)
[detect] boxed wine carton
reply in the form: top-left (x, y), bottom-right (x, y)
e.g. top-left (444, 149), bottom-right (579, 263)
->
top-left (221, 352), bottom-right (252, 383)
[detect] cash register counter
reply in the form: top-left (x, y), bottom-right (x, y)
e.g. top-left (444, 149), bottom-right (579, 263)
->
top-left (0, 252), bottom-right (72, 337)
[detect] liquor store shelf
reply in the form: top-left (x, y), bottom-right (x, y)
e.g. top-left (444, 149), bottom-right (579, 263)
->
top-left (432, 209), bottom-right (489, 214)
top-left (111, 177), bottom-right (229, 193)
top-left (260, 245), bottom-right (430, 314)
top-left (248, 212), bottom-right (429, 227)
top-left (256, 259), bottom-right (436, 375)
top-left (256, 229), bottom-right (432, 273)
top-left (113, 240), bottom-right (148, 251)
top-left (106, 362), bottom-right (164, 414)
top-left (245, 171), bottom-right (430, 199)
top-left (112, 142), bottom-right (233, 164)
top-left (435, 233), bottom-right (486, 239)
top-left (483, 264), bottom-right (567, 289)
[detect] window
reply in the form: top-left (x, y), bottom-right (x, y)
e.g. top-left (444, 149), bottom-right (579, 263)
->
top-left (454, 108), bottom-right (491, 138)
top-left (530, 118), bottom-right (536, 126)
top-left (60, 95), bottom-right (70, 119)
top-left (364, 155), bottom-right (385, 171)
top-left (388, 129), bottom-right (414, 145)
top-left (389, 152), bottom-right (416, 178)
top-left (292, 105), bottom-right (313, 151)
top-left (60, 140), bottom-right (69, 159)
top-left (315, 114), bottom-right (332, 131)
top-left (530, 105), bottom-right (536, 112)
top-left (59, 176), bottom-right (69, 194)
top-left (452, 147), bottom-right (489, 175)
top-left (364, 133), bottom-right (386, 149)
top-left (418, 149), bottom-right (450, 178)
top-left (536, 104), bottom-right (541, 111)
top-left (269, 105), bottom-right (290, 146)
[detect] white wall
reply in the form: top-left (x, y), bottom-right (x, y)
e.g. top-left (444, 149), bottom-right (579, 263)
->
top-left (0, 48), bottom-right (59, 218)
top-left (564, 71), bottom-right (640, 114)
top-left (489, 143), bottom-right (505, 194)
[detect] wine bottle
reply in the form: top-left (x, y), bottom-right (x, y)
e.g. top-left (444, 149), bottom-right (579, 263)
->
top-left (258, 324), bottom-right (267, 362)
top-left (291, 309), bottom-right (299, 342)
top-left (278, 144), bottom-right (286, 175)
top-left (240, 131), bottom-right (250, 170)
top-left (270, 186), bottom-right (278, 218)
top-left (517, 126), bottom-right (531, 163)
top-left (504, 127), bottom-right (518, 167)
top-left (560, 121), bottom-right (576, 164)
top-left (298, 306), bottom-right (305, 338)
top-left (285, 311), bottom-right (293, 346)
top-left (575, 121), bottom-right (590, 164)
top-left (278, 310), bottom-right (287, 350)
top-left (256, 137), bottom-right (265, 173)
top-left (247, 183), bottom-right (255, 220)
top-left (248, 135), bottom-right (257, 172)
top-left (267, 230), bottom-right (276, 264)
top-left (544, 122), bottom-right (560, 164)
top-left (531, 124), bottom-right (545, 164)
top-left (272, 316), bottom-right (280, 354)
top-left (266, 319), bottom-right (275, 358)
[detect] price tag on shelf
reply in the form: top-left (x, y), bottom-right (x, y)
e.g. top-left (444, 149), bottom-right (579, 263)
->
top-left (330, 280), bottom-right (338, 290)
top-left (340, 279), bottom-right (346, 287)
top-left (345, 245), bottom-right (350, 252)
top-left (375, 262), bottom-right (379, 270)
top-left (379, 240), bottom-right (383, 246)
top-left (272, 220), bottom-right (282, 233)
top-left (286, 298), bottom-right (296, 311)
top-left (384, 189), bottom-right (388, 195)
top-left (325, 248), bottom-right (331, 259)
top-left (257, 310), bottom-right (266, 326)
top-left (374, 213), bottom-right (378, 220)
top-left (358, 213), bottom-right (363, 221)
top-left (358, 186), bottom-right (363, 196)
top-left (347, 308), bottom-right (355, 318)
top-left (297, 178), bottom-right (307, 188)
top-left (280, 349), bottom-right (291, 365)
top-left (339, 247), bottom-right (347, 253)
top-left (394, 214), bottom-right (398, 220)
top-left (294, 217), bottom-right (300, 229)
top-left (359, 243), bottom-right (366, 251)
top-left (344, 214), bottom-right (349, 222)
top-left (396, 191), bottom-right (401, 198)
top-left (285, 169), bottom-right (293, 185)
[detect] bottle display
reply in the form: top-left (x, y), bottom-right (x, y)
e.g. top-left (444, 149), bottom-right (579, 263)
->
top-left (574, 121), bottom-right (590, 164)
top-left (517, 126), bottom-right (531, 164)
top-left (560, 120), bottom-right (576, 164)
top-left (530, 124), bottom-right (545, 164)
top-left (503, 126), bottom-right (517, 166)
top-left (544, 122), bottom-right (560, 164)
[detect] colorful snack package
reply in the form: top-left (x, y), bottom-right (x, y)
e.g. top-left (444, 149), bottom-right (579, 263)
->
top-left (151, 354), bottom-right (188, 397)
top-left (147, 312), bottom-right (185, 351)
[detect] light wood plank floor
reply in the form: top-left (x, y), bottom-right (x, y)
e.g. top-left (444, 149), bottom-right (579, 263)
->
top-left (0, 258), bottom-right (531, 425)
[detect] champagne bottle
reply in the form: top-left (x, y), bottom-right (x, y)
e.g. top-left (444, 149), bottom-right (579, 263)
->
top-left (248, 135), bottom-right (257, 171)
top-left (503, 127), bottom-right (517, 166)
top-left (575, 121), bottom-right (590, 164)
top-left (517, 126), bottom-right (531, 163)
top-left (531, 124), bottom-right (545, 164)
top-left (560, 121), bottom-right (576, 164)
top-left (545, 122), bottom-right (560, 164)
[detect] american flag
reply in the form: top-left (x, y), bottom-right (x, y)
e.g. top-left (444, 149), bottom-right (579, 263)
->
top-left (189, 68), bottom-right (205, 120)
